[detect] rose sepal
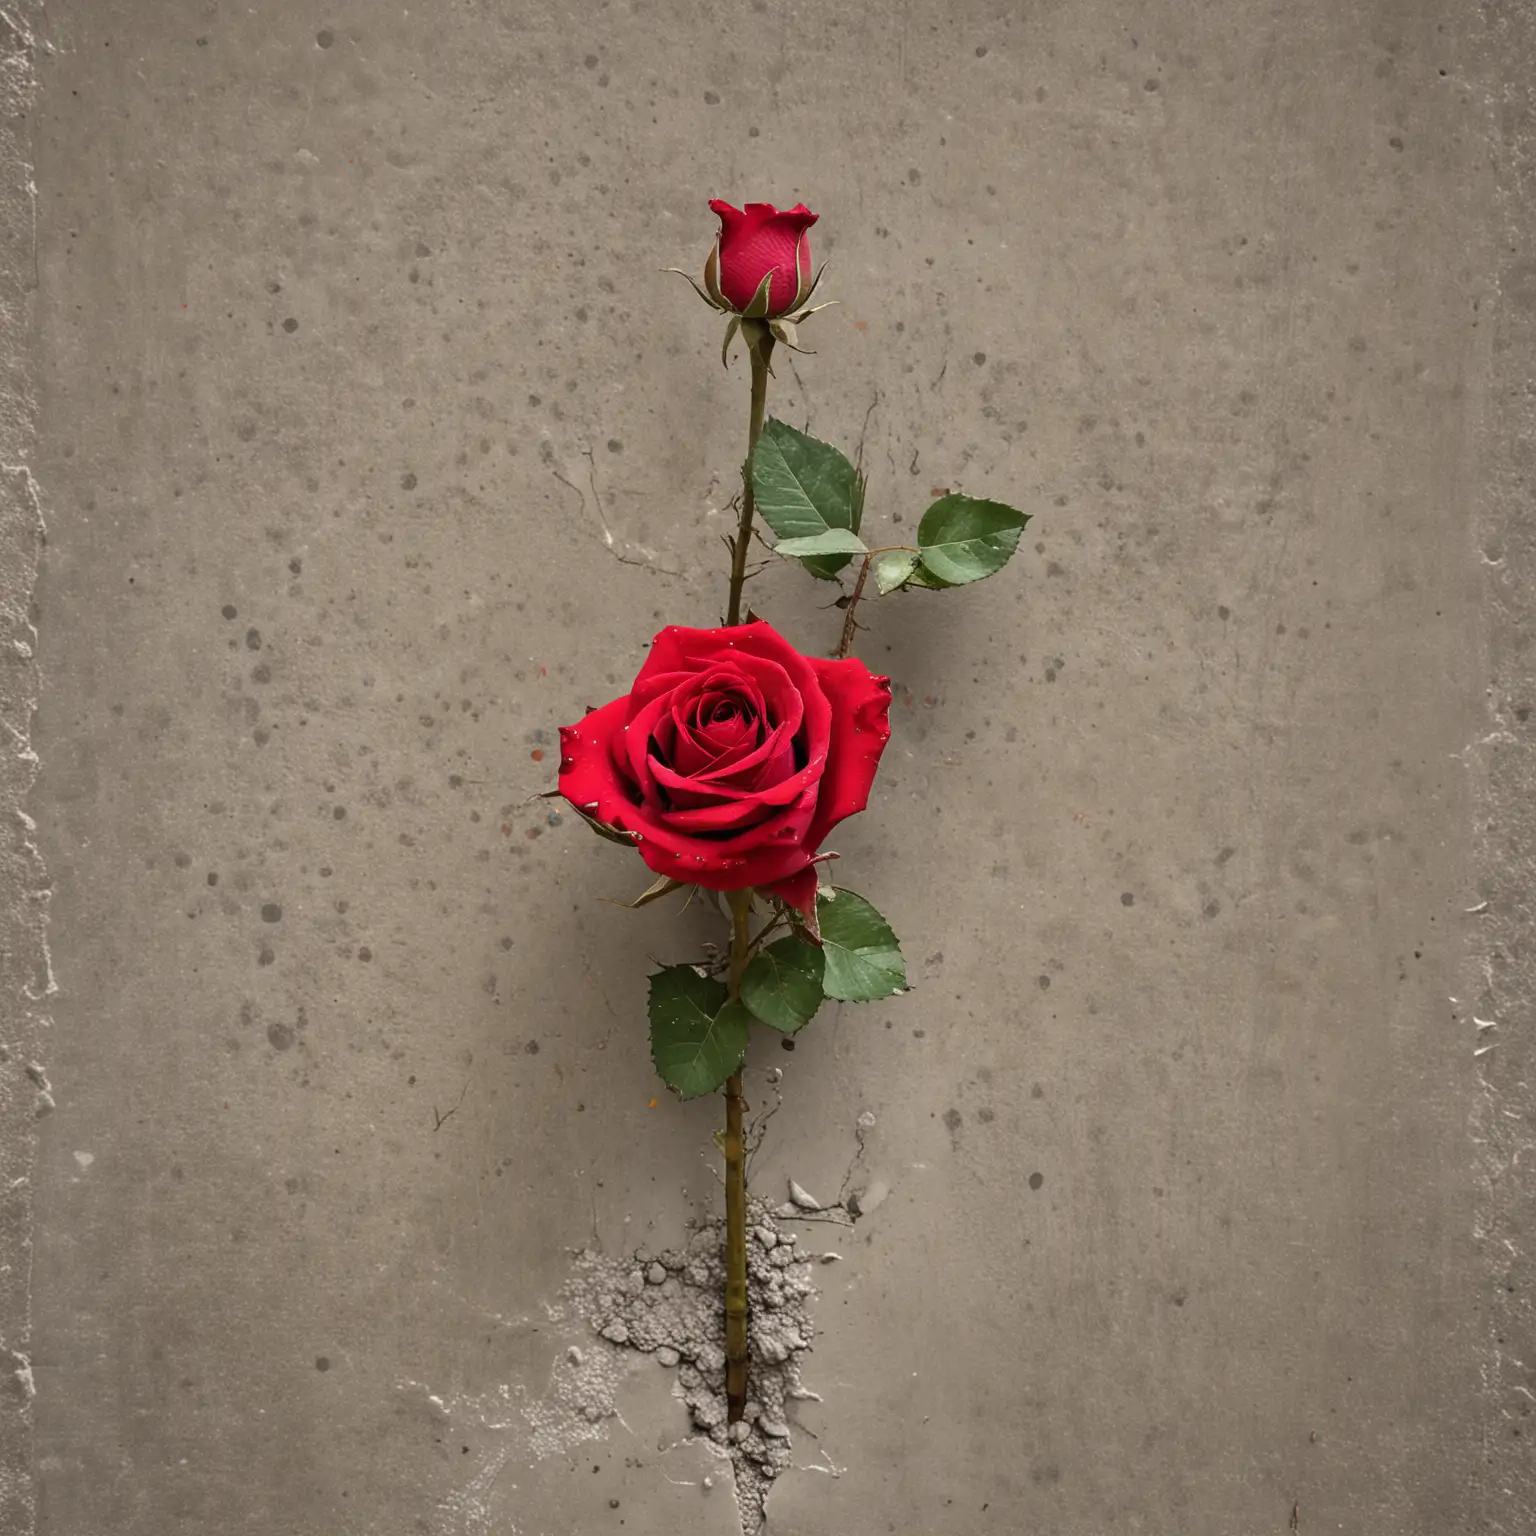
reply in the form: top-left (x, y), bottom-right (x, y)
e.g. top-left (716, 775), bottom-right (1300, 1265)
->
top-left (569, 801), bottom-right (642, 847)
top-left (664, 266), bottom-right (732, 313)
top-left (719, 314), bottom-right (741, 369)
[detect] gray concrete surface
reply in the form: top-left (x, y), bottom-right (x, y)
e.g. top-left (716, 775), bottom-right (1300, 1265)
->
top-left (2, 0), bottom-right (1533, 1531)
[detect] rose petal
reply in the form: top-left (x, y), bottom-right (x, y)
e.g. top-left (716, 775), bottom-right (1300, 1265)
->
top-left (669, 668), bottom-right (766, 776)
top-left (699, 710), bottom-right (756, 752)
top-left (629, 792), bottom-right (823, 878)
top-left (558, 695), bottom-right (644, 828)
top-left (636, 837), bottom-right (813, 894)
top-left (619, 691), bottom-right (679, 809)
top-left (647, 718), bottom-right (813, 809)
top-left (645, 640), bottom-right (812, 789)
top-left (762, 865), bottom-right (821, 938)
top-left (799, 658), bottom-right (893, 851)
top-left (655, 793), bottom-right (782, 833)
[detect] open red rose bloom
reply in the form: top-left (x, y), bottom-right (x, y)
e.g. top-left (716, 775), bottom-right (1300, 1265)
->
top-left (557, 621), bottom-right (891, 926)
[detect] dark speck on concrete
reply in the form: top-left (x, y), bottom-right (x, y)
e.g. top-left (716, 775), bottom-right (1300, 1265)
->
top-left (1031, 1083), bottom-right (1045, 1099)
top-left (525, 1039), bottom-right (540, 1055)
top-left (1037, 974), bottom-right (1051, 989)
top-left (315, 1355), bottom-right (331, 1370)
top-left (282, 317), bottom-right (299, 333)
top-left (252, 664), bottom-right (271, 684)
top-left (316, 30), bottom-right (333, 48)
top-left (976, 1107), bottom-right (995, 1123)
top-left (942, 1107), bottom-right (962, 1135)
top-left (267, 1021), bottom-right (294, 1051)
top-left (401, 472), bottom-right (418, 491)
top-left (606, 439), bottom-right (622, 453)
top-left (1203, 900), bottom-right (1222, 919)
top-left (260, 903), bottom-right (282, 923)
top-left (972, 351), bottom-right (987, 365)
top-left (258, 947), bottom-right (274, 967)
top-left (703, 90), bottom-right (720, 104)
top-left (1121, 892), bottom-right (1135, 906)
top-left (333, 806), bottom-right (346, 820)
top-left (206, 871), bottom-right (218, 886)
top-left (245, 628), bottom-right (262, 650)
top-left (583, 53), bottom-right (598, 67)
top-left (221, 604), bottom-right (237, 620)
top-left (1216, 846), bottom-right (1236, 864)
top-left (1144, 77), bottom-right (1160, 91)
top-left (1029, 1171), bottom-right (1044, 1191)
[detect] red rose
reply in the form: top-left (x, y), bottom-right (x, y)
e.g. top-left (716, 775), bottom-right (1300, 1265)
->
top-left (706, 200), bottom-right (819, 318)
top-left (558, 621), bottom-right (891, 926)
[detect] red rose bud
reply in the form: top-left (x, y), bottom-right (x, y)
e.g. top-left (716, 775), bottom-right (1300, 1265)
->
top-left (667, 199), bottom-right (837, 365)
top-left (707, 200), bottom-right (817, 317)
top-left (557, 620), bottom-right (891, 931)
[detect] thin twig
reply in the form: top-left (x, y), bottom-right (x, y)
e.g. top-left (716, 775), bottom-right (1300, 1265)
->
top-left (835, 552), bottom-right (874, 659)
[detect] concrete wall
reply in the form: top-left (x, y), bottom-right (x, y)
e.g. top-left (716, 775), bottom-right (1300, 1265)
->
top-left (3, 1), bottom-right (1533, 1532)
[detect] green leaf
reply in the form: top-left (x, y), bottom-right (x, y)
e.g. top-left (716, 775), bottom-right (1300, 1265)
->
top-left (742, 936), bottom-right (826, 1034)
top-left (750, 420), bottom-right (859, 540)
top-left (915, 495), bottom-right (1030, 587)
top-left (871, 549), bottom-right (920, 594)
top-left (773, 529), bottom-right (869, 558)
top-left (648, 967), bottom-right (750, 1100)
top-left (800, 552), bottom-right (851, 581)
top-left (816, 889), bottom-right (907, 1002)
top-left (795, 465), bottom-right (869, 579)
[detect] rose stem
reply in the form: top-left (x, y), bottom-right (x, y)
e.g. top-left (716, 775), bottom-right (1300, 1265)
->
top-left (834, 550), bottom-right (874, 659)
top-left (723, 887), bottom-right (754, 1421)
top-left (720, 325), bottom-right (775, 1418)
top-left (725, 331), bottom-right (776, 627)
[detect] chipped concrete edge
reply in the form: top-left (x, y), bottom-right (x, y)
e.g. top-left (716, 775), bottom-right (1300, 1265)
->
top-left (1471, 4), bottom-right (1536, 1530)
top-left (0, 4), bottom-right (46, 1532)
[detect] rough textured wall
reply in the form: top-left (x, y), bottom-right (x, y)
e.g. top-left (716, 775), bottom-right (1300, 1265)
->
top-left (0, 1), bottom-right (1530, 1533)
top-left (1, 4), bottom-right (47, 1533)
